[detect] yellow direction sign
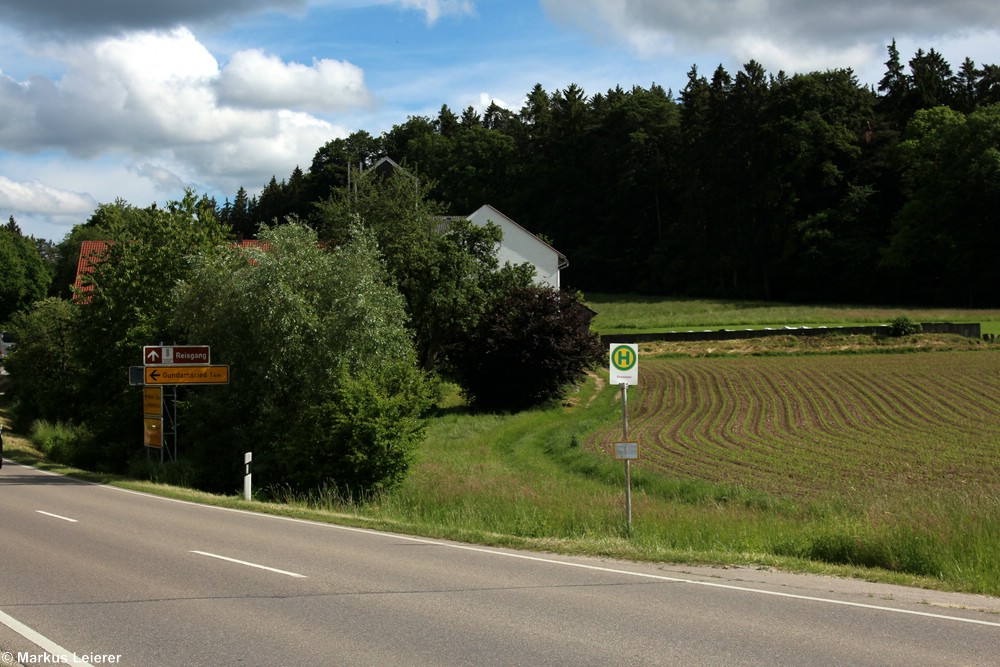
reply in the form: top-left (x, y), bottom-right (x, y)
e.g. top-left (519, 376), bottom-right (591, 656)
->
top-left (143, 386), bottom-right (162, 417)
top-left (144, 418), bottom-right (163, 448)
top-left (144, 365), bottom-right (230, 385)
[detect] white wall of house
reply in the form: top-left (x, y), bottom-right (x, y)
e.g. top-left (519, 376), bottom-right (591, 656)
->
top-left (467, 204), bottom-right (567, 289)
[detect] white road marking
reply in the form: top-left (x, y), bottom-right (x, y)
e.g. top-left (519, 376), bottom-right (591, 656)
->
top-left (35, 510), bottom-right (78, 523)
top-left (0, 608), bottom-right (94, 667)
top-left (439, 543), bottom-right (1000, 628)
top-left (13, 461), bottom-right (998, 629)
top-left (190, 550), bottom-right (307, 578)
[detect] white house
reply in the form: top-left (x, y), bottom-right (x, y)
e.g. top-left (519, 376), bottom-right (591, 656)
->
top-left (361, 159), bottom-right (568, 288)
top-left (467, 204), bottom-right (568, 289)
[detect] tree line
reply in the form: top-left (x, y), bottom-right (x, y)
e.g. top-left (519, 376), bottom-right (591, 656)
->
top-left (217, 41), bottom-right (1000, 306)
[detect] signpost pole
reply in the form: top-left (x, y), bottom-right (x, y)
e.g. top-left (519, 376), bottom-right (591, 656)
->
top-left (166, 386), bottom-right (177, 462)
top-left (621, 382), bottom-right (632, 530)
top-left (610, 343), bottom-right (639, 532)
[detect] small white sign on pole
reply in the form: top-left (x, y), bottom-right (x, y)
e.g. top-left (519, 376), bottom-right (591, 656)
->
top-left (609, 343), bottom-right (639, 385)
top-left (614, 442), bottom-right (639, 460)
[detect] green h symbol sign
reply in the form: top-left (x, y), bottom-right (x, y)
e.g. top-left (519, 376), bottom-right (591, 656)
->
top-left (612, 345), bottom-right (636, 371)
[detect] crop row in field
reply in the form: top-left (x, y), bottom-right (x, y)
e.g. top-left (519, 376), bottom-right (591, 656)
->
top-left (585, 350), bottom-right (1000, 502)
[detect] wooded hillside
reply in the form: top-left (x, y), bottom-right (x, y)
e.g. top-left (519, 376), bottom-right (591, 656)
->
top-left (219, 42), bottom-right (1000, 307)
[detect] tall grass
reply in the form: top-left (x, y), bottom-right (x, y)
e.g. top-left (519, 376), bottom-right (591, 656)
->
top-left (29, 419), bottom-right (78, 463)
top-left (288, 377), bottom-right (1000, 596)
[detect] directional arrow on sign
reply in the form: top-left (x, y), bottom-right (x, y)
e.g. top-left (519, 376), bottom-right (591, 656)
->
top-left (144, 365), bottom-right (229, 385)
top-left (143, 345), bottom-right (210, 366)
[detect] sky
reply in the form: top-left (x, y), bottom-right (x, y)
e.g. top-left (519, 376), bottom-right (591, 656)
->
top-left (1, 1), bottom-right (998, 242)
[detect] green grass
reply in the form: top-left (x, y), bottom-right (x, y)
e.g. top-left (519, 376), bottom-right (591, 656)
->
top-left (583, 293), bottom-right (1000, 335)
top-left (4, 300), bottom-right (1000, 597)
top-left (375, 363), bottom-right (1000, 595)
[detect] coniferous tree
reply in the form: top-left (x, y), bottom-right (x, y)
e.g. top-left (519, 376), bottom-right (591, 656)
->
top-left (908, 48), bottom-right (955, 110)
top-left (878, 39), bottom-right (910, 126)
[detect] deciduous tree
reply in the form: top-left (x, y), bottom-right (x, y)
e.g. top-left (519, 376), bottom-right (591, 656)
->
top-left (0, 226), bottom-right (51, 323)
top-left (172, 223), bottom-right (432, 494)
top-left (446, 286), bottom-right (603, 412)
top-left (4, 298), bottom-right (80, 429)
top-left (314, 168), bottom-right (508, 370)
top-left (71, 193), bottom-right (229, 469)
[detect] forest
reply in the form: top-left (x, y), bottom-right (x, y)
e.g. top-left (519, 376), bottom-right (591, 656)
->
top-left (214, 42), bottom-right (1000, 307)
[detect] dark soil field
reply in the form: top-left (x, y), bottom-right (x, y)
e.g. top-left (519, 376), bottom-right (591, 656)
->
top-left (585, 339), bottom-right (1000, 503)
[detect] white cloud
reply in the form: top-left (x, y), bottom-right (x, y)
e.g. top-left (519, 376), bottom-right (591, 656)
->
top-left (2, 29), bottom-right (240, 153)
top-left (0, 27), bottom-right (370, 215)
top-left (174, 110), bottom-right (345, 189)
top-left (478, 92), bottom-right (513, 110)
top-left (540, 0), bottom-right (1000, 78)
top-left (398, 0), bottom-right (475, 25)
top-left (0, 0), bottom-right (308, 37)
top-left (217, 49), bottom-right (372, 112)
top-left (0, 175), bottom-right (95, 217)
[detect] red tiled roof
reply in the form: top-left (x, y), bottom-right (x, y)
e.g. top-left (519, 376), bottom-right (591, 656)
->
top-left (72, 240), bottom-right (110, 302)
top-left (73, 240), bottom-right (272, 302)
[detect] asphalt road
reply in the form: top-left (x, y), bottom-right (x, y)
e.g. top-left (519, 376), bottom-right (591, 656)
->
top-left (1, 459), bottom-right (998, 666)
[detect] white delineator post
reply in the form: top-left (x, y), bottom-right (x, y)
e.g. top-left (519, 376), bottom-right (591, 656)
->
top-left (244, 452), bottom-right (252, 501)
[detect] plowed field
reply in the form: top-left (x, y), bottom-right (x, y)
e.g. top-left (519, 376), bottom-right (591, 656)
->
top-left (585, 350), bottom-right (1000, 500)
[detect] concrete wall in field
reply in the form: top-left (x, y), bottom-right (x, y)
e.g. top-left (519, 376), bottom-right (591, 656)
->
top-left (601, 322), bottom-right (982, 345)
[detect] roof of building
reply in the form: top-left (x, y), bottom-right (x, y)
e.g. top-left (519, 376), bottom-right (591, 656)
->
top-left (73, 239), bottom-right (271, 302)
top-left (72, 240), bottom-right (110, 301)
top-left (469, 204), bottom-right (568, 269)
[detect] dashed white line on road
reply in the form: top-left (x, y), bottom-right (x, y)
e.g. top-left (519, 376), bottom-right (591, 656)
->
top-left (35, 511), bottom-right (77, 523)
top-left (190, 550), bottom-right (307, 578)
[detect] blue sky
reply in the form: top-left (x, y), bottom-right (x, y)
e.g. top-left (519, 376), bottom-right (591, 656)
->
top-left (1, 0), bottom-right (998, 241)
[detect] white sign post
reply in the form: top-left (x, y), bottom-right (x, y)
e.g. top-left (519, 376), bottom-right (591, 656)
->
top-left (609, 344), bottom-right (639, 529)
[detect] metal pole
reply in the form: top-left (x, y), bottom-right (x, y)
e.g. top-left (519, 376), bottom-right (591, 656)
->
top-left (621, 382), bottom-right (632, 530)
top-left (625, 460), bottom-right (632, 529)
top-left (621, 382), bottom-right (629, 438)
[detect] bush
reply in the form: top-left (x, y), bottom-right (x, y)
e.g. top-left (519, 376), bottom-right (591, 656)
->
top-left (278, 367), bottom-right (433, 497)
top-left (173, 223), bottom-right (433, 496)
top-left (29, 419), bottom-right (87, 466)
top-left (127, 454), bottom-right (197, 487)
top-left (446, 286), bottom-right (604, 412)
top-left (888, 316), bottom-right (921, 337)
top-left (5, 298), bottom-right (81, 429)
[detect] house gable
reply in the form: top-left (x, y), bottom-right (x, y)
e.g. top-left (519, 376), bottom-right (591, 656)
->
top-left (467, 204), bottom-right (567, 289)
